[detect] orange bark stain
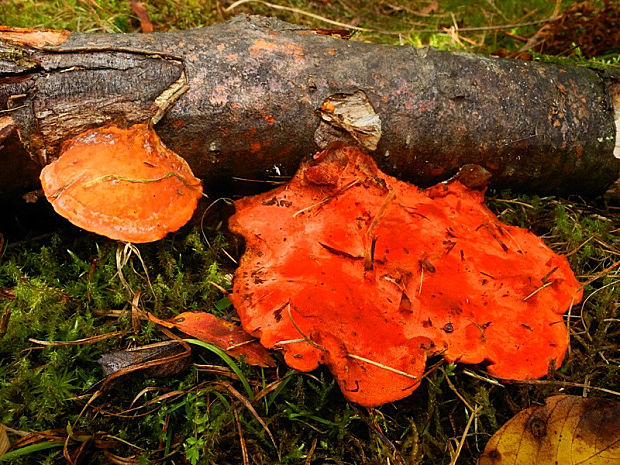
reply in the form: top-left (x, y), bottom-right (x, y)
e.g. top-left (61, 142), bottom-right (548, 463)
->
top-left (321, 101), bottom-right (336, 112)
top-left (258, 109), bottom-right (275, 125)
top-left (249, 38), bottom-right (304, 61)
top-left (575, 146), bottom-right (583, 158)
top-left (250, 141), bottom-right (262, 154)
top-left (209, 84), bottom-right (228, 106)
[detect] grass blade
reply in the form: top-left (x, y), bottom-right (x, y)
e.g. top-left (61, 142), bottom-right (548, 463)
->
top-left (185, 339), bottom-right (254, 400)
top-left (1, 441), bottom-right (64, 461)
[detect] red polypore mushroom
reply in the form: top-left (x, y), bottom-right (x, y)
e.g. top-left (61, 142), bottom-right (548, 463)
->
top-left (40, 123), bottom-right (202, 243)
top-left (229, 143), bottom-right (583, 407)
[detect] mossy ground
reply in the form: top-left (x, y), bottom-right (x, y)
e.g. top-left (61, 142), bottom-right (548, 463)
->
top-left (1, 1), bottom-right (619, 464)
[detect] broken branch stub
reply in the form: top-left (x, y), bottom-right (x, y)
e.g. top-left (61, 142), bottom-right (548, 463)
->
top-left (229, 143), bottom-right (583, 407)
top-left (315, 90), bottom-right (381, 151)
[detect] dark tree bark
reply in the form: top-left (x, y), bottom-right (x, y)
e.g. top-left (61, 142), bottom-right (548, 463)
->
top-left (1, 15), bottom-right (618, 197)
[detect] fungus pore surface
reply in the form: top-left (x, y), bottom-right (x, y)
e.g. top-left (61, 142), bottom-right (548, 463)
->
top-left (40, 123), bottom-right (202, 243)
top-left (230, 144), bottom-right (582, 407)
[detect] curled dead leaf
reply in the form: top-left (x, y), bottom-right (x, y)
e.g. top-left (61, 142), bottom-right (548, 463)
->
top-left (0, 424), bottom-right (10, 459)
top-left (148, 311), bottom-right (275, 367)
top-left (130, 0), bottom-right (154, 33)
top-left (94, 341), bottom-right (191, 392)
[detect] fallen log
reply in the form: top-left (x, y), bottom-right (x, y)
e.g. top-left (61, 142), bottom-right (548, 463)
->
top-left (1, 14), bottom-right (619, 198)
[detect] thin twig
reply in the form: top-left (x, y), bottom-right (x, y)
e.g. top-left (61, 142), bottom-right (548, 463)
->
top-left (233, 405), bottom-right (250, 465)
top-left (346, 354), bottom-right (417, 380)
top-left (216, 381), bottom-right (280, 461)
top-left (443, 366), bottom-right (481, 463)
top-left (304, 437), bottom-right (318, 465)
top-left (364, 190), bottom-right (395, 270)
top-left (491, 199), bottom-right (535, 209)
top-left (566, 294), bottom-right (576, 357)
top-left (522, 281), bottom-right (553, 301)
top-left (273, 338), bottom-right (306, 346)
top-left (354, 407), bottom-right (405, 464)
top-left (254, 374), bottom-right (294, 403)
top-left (82, 172), bottom-right (203, 194)
top-left (461, 369), bottom-right (504, 387)
top-left (226, 0), bottom-right (375, 32)
top-left (0, 105), bottom-right (26, 113)
top-left (449, 405), bottom-right (481, 465)
top-left (579, 259), bottom-right (620, 288)
top-left (208, 280), bottom-right (229, 294)
top-left (28, 330), bottom-right (126, 346)
top-left (231, 176), bottom-right (287, 185)
top-left (566, 236), bottom-right (595, 257)
top-left (286, 302), bottom-right (327, 351)
top-left (502, 378), bottom-right (620, 397)
top-left (443, 368), bottom-right (473, 411)
top-left (293, 179), bottom-right (359, 217)
top-left (199, 197), bottom-right (238, 265)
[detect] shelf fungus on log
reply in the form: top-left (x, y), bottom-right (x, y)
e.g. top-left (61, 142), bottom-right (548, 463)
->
top-left (229, 143), bottom-right (583, 407)
top-left (40, 123), bottom-right (202, 243)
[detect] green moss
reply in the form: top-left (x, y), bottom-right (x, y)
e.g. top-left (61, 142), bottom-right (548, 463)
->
top-left (0, 0), bottom-right (217, 33)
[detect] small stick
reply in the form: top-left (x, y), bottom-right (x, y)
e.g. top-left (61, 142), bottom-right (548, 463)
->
top-left (304, 437), bottom-right (318, 465)
top-left (346, 353), bottom-right (417, 379)
top-left (233, 405), bottom-right (250, 465)
top-left (461, 369), bottom-right (504, 387)
top-left (502, 378), bottom-right (620, 397)
top-left (522, 281), bottom-right (553, 301)
top-left (28, 330), bottom-right (126, 346)
top-left (566, 294), bottom-right (576, 357)
top-left (286, 302), bottom-right (327, 352)
top-left (579, 258), bottom-right (620, 288)
top-left (449, 405), bottom-right (481, 465)
top-left (293, 179), bottom-right (360, 217)
top-left (216, 381), bottom-right (280, 461)
top-left (82, 172), bottom-right (202, 192)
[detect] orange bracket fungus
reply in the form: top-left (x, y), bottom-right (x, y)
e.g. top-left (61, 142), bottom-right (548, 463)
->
top-left (229, 143), bottom-right (583, 407)
top-left (40, 123), bottom-right (202, 243)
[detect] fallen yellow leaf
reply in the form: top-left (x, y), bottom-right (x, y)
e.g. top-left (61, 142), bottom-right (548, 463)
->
top-left (479, 395), bottom-right (620, 465)
top-left (0, 424), bottom-right (9, 458)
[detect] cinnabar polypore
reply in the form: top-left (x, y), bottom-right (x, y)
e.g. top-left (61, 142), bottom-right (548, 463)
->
top-left (40, 123), bottom-right (202, 243)
top-left (229, 143), bottom-right (583, 407)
